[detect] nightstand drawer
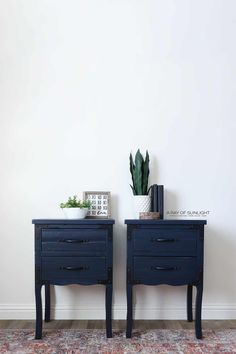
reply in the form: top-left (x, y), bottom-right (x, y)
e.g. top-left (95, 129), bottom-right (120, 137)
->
top-left (42, 256), bottom-right (107, 281)
top-left (134, 257), bottom-right (197, 285)
top-left (133, 228), bottom-right (197, 256)
top-left (42, 228), bottom-right (107, 253)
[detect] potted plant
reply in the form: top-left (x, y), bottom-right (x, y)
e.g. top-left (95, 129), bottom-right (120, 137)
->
top-left (60, 195), bottom-right (91, 219)
top-left (129, 149), bottom-right (151, 218)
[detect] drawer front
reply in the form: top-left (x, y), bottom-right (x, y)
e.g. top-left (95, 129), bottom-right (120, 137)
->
top-left (42, 228), bottom-right (107, 253)
top-left (133, 257), bottom-right (198, 285)
top-left (42, 256), bottom-right (107, 282)
top-left (133, 228), bottom-right (197, 256)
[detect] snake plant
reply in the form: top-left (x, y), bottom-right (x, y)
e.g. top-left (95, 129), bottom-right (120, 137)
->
top-left (129, 149), bottom-right (150, 195)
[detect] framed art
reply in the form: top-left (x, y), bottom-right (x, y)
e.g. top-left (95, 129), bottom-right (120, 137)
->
top-left (83, 191), bottom-right (111, 219)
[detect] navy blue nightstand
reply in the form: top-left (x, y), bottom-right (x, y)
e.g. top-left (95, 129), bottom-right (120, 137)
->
top-left (125, 219), bottom-right (207, 339)
top-left (32, 219), bottom-right (115, 339)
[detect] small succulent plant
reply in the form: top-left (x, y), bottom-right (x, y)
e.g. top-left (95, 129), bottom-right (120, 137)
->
top-left (60, 195), bottom-right (91, 209)
top-left (129, 149), bottom-right (150, 195)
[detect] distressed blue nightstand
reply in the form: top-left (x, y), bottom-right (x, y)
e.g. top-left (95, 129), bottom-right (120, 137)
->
top-left (125, 219), bottom-right (207, 339)
top-left (32, 219), bottom-right (115, 339)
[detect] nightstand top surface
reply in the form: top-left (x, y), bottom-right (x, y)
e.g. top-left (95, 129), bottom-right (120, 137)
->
top-left (32, 219), bottom-right (115, 225)
top-left (125, 219), bottom-right (207, 225)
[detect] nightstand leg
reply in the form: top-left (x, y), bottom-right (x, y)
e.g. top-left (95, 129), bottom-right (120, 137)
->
top-left (187, 285), bottom-right (193, 322)
top-left (195, 281), bottom-right (203, 339)
top-left (126, 284), bottom-right (133, 338)
top-left (45, 284), bottom-right (51, 322)
top-left (35, 283), bottom-right (43, 339)
top-left (105, 284), bottom-right (112, 338)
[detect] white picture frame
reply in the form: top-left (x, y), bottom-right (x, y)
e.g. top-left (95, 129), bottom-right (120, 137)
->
top-left (83, 191), bottom-right (111, 219)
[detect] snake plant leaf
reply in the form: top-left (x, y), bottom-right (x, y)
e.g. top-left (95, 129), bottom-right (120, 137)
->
top-left (129, 184), bottom-right (136, 195)
top-left (142, 150), bottom-right (150, 195)
top-left (135, 149), bottom-right (144, 166)
top-left (134, 150), bottom-right (143, 195)
top-left (129, 153), bottom-right (135, 190)
top-left (129, 149), bottom-right (150, 195)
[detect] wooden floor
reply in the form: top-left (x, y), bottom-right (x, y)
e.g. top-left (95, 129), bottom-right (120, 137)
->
top-left (0, 320), bottom-right (236, 330)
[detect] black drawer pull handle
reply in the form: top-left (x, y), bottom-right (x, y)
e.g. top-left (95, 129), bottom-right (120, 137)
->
top-left (151, 238), bottom-right (175, 243)
top-left (59, 239), bottom-right (89, 243)
top-left (60, 266), bottom-right (89, 271)
top-left (151, 266), bottom-right (177, 271)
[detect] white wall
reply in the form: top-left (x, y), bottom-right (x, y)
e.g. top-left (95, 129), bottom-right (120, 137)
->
top-left (0, 0), bottom-right (236, 320)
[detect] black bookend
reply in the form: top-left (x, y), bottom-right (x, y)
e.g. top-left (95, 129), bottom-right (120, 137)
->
top-left (151, 184), bottom-right (164, 219)
top-left (151, 184), bottom-right (158, 212)
top-left (157, 185), bottom-right (164, 219)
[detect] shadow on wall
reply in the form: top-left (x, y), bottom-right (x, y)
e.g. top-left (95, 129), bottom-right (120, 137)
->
top-left (164, 189), bottom-right (179, 217)
top-left (111, 193), bottom-right (127, 304)
top-left (203, 225), bottom-right (236, 304)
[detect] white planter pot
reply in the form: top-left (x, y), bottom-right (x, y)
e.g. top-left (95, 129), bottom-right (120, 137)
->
top-left (62, 208), bottom-right (88, 219)
top-left (133, 195), bottom-right (151, 219)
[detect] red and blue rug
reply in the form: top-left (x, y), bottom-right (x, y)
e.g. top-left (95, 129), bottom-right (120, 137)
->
top-left (0, 329), bottom-right (236, 353)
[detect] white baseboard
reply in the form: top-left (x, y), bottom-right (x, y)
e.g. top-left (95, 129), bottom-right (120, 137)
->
top-left (0, 304), bottom-right (236, 320)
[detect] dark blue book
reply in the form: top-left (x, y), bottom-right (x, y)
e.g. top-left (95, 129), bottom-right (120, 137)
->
top-left (151, 184), bottom-right (164, 219)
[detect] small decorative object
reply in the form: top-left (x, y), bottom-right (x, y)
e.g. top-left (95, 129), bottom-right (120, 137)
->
top-left (60, 195), bottom-right (91, 219)
top-left (129, 149), bottom-right (151, 218)
top-left (151, 184), bottom-right (164, 219)
top-left (83, 191), bottom-right (111, 218)
top-left (139, 211), bottom-right (160, 219)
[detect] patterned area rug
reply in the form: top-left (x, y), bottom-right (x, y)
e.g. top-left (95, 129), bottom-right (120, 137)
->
top-left (0, 329), bottom-right (236, 353)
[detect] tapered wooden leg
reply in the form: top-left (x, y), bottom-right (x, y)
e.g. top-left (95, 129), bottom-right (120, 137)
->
top-left (45, 284), bottom-right (51, 322)
top-left (126, 284), bottom-right (133, 338)
top-left (35, 283), bottom-right (43, 339)
top-left (195, 281), bottom-right (203, 339)
top-left (105, 284), bottom-right (112, 338)
top-left (187, 285), bottom-right (193, 322)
